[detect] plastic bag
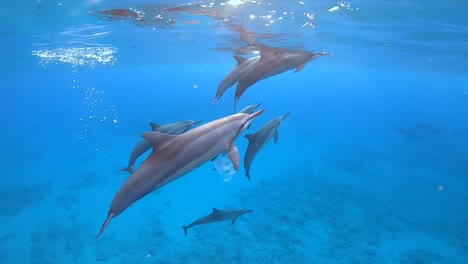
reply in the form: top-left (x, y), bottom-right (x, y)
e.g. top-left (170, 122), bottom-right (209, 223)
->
top-left (213, 152), bottom-right (237, 182)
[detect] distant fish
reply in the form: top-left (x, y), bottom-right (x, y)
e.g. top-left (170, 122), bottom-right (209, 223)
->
top-left (235, 49), bottom-right (329, 106)
top-left (119, 120), bottom-right (203, 174)
top-left (182, 208), bottom-right (253, 237)
top-left (244, 112), bottom-right (290, 181)
top-left (213, 55), bottom-right (261, 104)
top-left (97, 110), bottom-right (264, 237)
top-left (414, 123), bottom-right (440, 135)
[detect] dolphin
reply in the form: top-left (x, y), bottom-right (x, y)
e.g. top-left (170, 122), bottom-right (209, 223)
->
top-left (182, 208), bottom-right (253, 236)
top-left (213, 55), bottom-right (261, 104)
top-left (234, 50), bottom-right (329, 106)
top-left (238, 102), bottom-right (262, 130)
top-left (119, 120), bottom-right (203, 174)
top-left (97, 110), bottom-right (264, 237)
top-left (238, 102), bottom-right (262, 114)
top-left (244, 112), bottom-right (290, 181)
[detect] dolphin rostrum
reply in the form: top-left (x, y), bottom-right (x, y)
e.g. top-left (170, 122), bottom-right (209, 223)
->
top-left (182, 208), bottom-right (253, 236)
top-left (213, 55), bottom-right (261, 104)
top-left (120, 120), bottom-right (203, 174)
top-left (97, 110), bottom-right (264, 237)
top-left (235, 49), bottom-right (329, 106)
top-left (244, 112), bottom-right (290, 181)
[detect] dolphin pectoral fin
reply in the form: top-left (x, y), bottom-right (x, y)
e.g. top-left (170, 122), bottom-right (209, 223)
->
top-left (294, 63), bottom-right (306, 73)
top-left (97, 212), bottom-right (114, 238)
top-left (245, 171), bottom-right (251, 182)
top-left (231, 217), bottom-right (238, 225)
top-left (182, 226), bottom-right (189, 237)
top-left (142, 132), bottom-right (177, 150)
top-left (244, 134), bottom-right (254, 142)
top-left (227, 144), bottom-right (240, 171)
top-left (274, 130), bottom-right (279, 143)
top-left (118, 166), bottom-right (133, 174)
top-left (234, 55), bottom-right (247, 65)
top-left (149, 122), bottom-right (161, 131)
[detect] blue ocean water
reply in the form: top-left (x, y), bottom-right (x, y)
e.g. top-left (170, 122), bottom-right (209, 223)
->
top-left (1, 0), bottom-right (467, 263)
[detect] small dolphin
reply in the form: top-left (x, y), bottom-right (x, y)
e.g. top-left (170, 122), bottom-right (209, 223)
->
top-left (244, 112), bottom-right (290, 181)
top-left (213, 55), bottom-right (261, 103)
top-left (120, 120), bottom-right (203, 174)
top-left (97, 110), bottom-right (264, 237)
top-left (238, 102), bottom-right (262, 130)
top-left (182, 208), bottom-right (253, 236)
top-left (235, 50), bottom-right (329, 106)
top-left (238, 102), bottom-right (262, 114)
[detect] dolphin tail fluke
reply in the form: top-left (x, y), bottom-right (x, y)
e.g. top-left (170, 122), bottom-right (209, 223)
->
top-left (118, 166), bottom-right (133, 174)
top-left (97, 213), bottom-right (114, 238)
top-left (245, 172), bottom-right (251, 182)
top-left (182, 226), bottom-right (189, 237)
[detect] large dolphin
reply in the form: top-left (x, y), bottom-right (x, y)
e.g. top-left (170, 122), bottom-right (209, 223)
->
top-left (182, 208), bottom-right (253, 236)
top-left (234, 50), bottom-right (329, 106)
top-left (244, 112), bottom-right (290, 181)
top-left (120, 120), bottom-right (203, 174)
top-left (97, 110), bottom-right (264, 237)
top-left (213, 55), bottom-right (261, 103)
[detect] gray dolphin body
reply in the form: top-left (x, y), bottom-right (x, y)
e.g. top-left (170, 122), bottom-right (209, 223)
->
top-left (120, 120), bottom-right (203, 174)
top-left (213, 55), bottom-right (261, 103)
top-left (97, 110), bottom-right (264, 237)
top-left (235, 51), bottom-right (329, 105)
top-left (244, 112), bottom-right (290, 181)
top-left (183, 208), bottom-right (253, 236)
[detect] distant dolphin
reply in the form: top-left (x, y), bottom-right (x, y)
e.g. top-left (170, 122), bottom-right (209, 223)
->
top-left (235, 50), bottom-right (329, 106)
top-left (244, 112), bottom-right (290, 181)
top-left (97, 110), bottom-right (264, 237)
top-left (213, 55), bottom-right (261, 103)
top-left (238, 102), bottom-right (262, 114)
top-left (238, 102), bottom-right (262, 130)
top-left (120, 120), bottom-right (203, 174)
top-left (182, 208), bottom-right (253, 236)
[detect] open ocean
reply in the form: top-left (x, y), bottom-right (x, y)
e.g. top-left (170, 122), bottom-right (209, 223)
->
top-left (1, 0), bottom-right (467, 263)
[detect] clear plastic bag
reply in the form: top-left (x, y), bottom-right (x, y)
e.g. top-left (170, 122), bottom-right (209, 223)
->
top-left (213, 152), bottom-right (237, 182)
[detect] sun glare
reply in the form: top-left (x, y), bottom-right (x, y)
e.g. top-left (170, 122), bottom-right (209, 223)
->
top-left (227, 0), bottom-right (244, 6)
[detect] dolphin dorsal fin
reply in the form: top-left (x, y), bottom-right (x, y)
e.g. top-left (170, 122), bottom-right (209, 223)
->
top-left (212, 208), bottom-right (221, 214)
top-left (233, 55), bottom-right (247, 65)
top-left (142, 132), bottom-right (177, 150)
top-left (149, 123), bottom-right (162, 131)
top-left (244, 134), bottom-right (255, 141)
